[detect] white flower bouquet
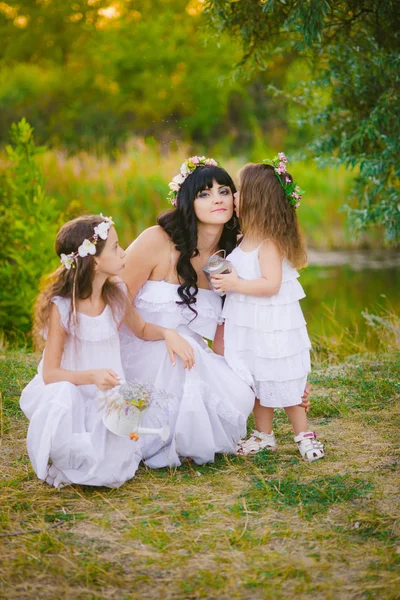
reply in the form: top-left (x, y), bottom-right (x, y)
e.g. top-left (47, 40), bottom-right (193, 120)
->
top-left (100, 380), bottom-right (170, 441)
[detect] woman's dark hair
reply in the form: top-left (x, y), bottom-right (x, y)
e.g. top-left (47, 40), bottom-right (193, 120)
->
top-left (34, 215), bottom-right (126, 348)
top-left (158, 165), bottom-right (239, 316)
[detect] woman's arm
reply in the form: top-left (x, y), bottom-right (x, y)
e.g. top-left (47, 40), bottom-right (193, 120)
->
top-left (42, 305), bottom-right (120, 390)
top-left (123, 304), bottom-right (195, 370)
top-left (211, 240), bottom-right (282, 297)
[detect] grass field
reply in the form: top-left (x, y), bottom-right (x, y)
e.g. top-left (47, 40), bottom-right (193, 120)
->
top-left (0, 349), bottom-right (399, 599)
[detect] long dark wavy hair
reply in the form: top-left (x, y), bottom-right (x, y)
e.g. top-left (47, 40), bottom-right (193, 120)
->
top-left (34, 215), bottom-right (127, 349)
top-left (158, 165), bottom-right (240, 316)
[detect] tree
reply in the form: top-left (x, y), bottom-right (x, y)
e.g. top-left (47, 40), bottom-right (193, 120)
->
top-left (205, 0), bottom-right (400, 243)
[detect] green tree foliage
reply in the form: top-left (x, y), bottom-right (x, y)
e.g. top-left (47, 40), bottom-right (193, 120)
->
top-left (205, 0), bottom-right (400, 243)
top-left (0, 119), bottom-right (60, 342)
top-left (0, 0), bottom-right (285, 150)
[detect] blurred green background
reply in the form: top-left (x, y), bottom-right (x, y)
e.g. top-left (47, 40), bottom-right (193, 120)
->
top-left (0, 0), bottom-right (398, 346)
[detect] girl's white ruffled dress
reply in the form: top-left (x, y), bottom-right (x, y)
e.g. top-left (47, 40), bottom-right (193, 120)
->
top-left (20, 297), bottom-right (142, 488)
top-left (119, 280), bottom-right (255, 467)
top-left (222, 246), bottom-right (311, 407)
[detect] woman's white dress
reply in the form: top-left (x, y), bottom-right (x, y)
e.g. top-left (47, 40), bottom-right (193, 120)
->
top-left (222, 246), bottom-right (311, 408)
top-left (119, 280), bottom-right (255, 467)
top-left (20, 296), bottom-right (142, 488)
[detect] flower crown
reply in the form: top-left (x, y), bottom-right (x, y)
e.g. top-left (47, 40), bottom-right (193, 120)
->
top-left (60, 214), bottom-right (114, 270)
top-left (263, 153), bottom-right (304, 208)
top-left (168, 156), bottom-right (218, 206)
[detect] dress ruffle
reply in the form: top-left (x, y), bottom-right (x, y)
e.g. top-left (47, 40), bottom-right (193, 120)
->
top-left (135, 280), bottom-right (222, 340)
top-left (254, 377), bottom-right (309, 408)
top-left (223, 247), bottom-right (311, 408)
top-left (225, 348), bottom-right (311, 382)
top-left (223, 277), bottom-right (305, 308)
top-left (224, 324), bottom-right (311, 359)
top-left (222, 300), bottom-right (306, 332)
top-left (51, 296), bottom-right (120, 342)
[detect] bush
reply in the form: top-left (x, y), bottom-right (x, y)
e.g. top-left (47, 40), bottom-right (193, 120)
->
top-left (0, 119), bottom-right (61, 344)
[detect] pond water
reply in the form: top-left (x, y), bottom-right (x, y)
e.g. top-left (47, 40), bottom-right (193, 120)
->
top-left (300, 251), bottom-right (400, 343)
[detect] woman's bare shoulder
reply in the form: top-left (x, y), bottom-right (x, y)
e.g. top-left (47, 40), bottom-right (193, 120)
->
top-left (126, 225), bottom-right (171, 253)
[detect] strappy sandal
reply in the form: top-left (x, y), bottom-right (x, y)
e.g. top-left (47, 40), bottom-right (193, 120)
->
top-left (294, 431), bottom-right (324, 462)
top-left (236, 430), bottom-right (277, 456)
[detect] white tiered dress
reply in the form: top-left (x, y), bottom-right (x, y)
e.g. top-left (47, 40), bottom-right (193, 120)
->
top-left (119, 280), bottom-right (255, 467)
top-left (20, 297), bottom-right (142, 488)
top-left (222, 246), bottom-right (311, 408)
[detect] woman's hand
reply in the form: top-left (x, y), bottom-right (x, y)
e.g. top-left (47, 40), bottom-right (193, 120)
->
top-left (163, 329), bottom-right (195, 370)
top-left (92, 369), bottom-right (121, 391)
top-left (300, 382), bottom-right (311, 412)
top-left (210, 268), bottom-right (239, 294)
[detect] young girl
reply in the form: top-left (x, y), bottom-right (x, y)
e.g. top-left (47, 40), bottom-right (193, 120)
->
top-left (211, 155), bottom-right (324, 462)
top-left (20, 214), bottom-right (195, 488)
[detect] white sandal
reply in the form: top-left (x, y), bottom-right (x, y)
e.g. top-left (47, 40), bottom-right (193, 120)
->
top-left (294, 431), bottom-right (324, 462)
top-left (236, 430), bottom-right (277, 456)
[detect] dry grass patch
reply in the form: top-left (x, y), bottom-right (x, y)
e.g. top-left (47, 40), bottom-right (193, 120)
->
top-left (0, 351), bottom-right (399, 599)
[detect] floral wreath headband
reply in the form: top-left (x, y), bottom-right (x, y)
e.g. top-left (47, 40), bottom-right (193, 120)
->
top-left (263, 153), bottom-right (304, 209)
top-left (168, 156), bottom-right (218, 206)
top-left (60, 214), bottom-right (114, 270)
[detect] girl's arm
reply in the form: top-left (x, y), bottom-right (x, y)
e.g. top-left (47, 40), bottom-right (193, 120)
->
top-left (213, 324), bottom-right (225, 356)
top-left (122, 303), bottom-right (195, 370)
top-left (42, 304), bottom-right (120, 389)
top-left (211, 240), bottom-right (282, 297)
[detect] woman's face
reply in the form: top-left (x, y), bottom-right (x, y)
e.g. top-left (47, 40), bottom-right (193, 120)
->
top-left (193, 179), bottom-right (234, 225)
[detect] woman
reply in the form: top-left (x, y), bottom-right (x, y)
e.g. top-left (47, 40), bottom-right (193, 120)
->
top-left (120, 157), bottom-right (255, 467)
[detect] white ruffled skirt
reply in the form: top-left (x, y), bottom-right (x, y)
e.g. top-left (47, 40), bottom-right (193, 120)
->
top-left (222, 275), bottom-right (311, 408)
top-left (120, 328), bottom-right (255, 467)
top-left (20, 376), bottom-right (142, 488)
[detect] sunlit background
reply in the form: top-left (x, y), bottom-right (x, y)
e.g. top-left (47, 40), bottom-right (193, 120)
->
top-left (0, 0), bottom-right (399, 346)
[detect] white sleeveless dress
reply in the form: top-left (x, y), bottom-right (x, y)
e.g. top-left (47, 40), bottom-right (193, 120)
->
top-left (119, 280), bottom-right (255, 467)
top-left (20, 296), bottom-right (142, 488)
top-left (222, 246), bottom-right (311, 408)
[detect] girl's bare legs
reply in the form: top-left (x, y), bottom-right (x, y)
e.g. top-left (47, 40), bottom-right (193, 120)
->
top-left (253, 399), bottom-right (274, 433)
top-left (284, 405), bottom-right (308, 436)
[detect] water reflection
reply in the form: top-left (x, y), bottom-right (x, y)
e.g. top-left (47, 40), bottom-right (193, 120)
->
top-left (301, 252), bottom-right (400, 343)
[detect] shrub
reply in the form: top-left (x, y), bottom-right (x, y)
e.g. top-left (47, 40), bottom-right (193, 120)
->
top-left (0, 119), bottom-right (60, 344)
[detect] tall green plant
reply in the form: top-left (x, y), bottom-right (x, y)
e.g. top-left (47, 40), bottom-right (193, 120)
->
top-left (0, 118), bottom-right (60, 343)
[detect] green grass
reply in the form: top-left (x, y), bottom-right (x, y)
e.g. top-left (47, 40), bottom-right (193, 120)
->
top-left (0, 350), bottom-right (399, 599)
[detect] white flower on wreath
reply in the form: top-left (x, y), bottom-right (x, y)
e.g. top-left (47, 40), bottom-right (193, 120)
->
top-left (60, 253), bottom-right (74, 270)
top-left (78, 239), bottom-right (97, 257)
top-left (94, 220), bottom-right (111, 240)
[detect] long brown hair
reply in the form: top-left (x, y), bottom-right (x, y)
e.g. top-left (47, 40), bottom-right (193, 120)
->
top-left (238, 163), bottom-right (307, 269)
top-left (34, 215), bottom-right (127, 349)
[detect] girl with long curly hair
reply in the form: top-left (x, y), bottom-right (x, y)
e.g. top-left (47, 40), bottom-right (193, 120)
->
top-left (20, 214), bottom-right (194, 488)
top-left (120, 157), bottom-right (255, 467)
top-left (211, 156), bottom-right (324, 462)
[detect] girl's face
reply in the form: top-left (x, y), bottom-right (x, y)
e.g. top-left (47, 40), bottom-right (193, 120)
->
top-left (95, 227), bottom-right (126, 276)
top-left (193, 179), bottom-right (234, 226)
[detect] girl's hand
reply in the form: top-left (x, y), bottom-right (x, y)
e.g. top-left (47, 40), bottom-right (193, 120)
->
top-left (163, 330), bottom-right (195, 370)
top-left (300, 382), bottom-right (311, 412)
top-left (210, 268), bottom-right (239, 294)
top-left (92, 369), bottom-right (121, 391)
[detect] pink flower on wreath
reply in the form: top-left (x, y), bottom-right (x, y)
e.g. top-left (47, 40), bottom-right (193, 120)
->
top-left (276, 162), bottom-right (287, 174)
top-left (278, 152), bottom-right (287, 163)
top-left (188, 156), bottom-right (200, 165)
top-left (295, 202), bottom-right (301, 208)
top-left (205, 158), bottom-right (218, 167)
